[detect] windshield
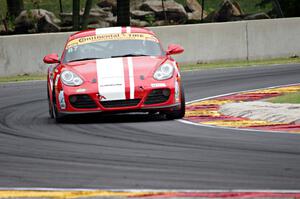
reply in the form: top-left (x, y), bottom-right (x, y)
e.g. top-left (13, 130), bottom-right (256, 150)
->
top-left (63, 34), bottom-right (165, 63)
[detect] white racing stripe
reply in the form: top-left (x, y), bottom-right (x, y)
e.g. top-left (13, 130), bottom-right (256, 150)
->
top-left (97, 58), bottom-right (126, 101)
top-left (128, 57), bottom-right (135, 99)
top-left (96, 27), bottom-right (122, 35)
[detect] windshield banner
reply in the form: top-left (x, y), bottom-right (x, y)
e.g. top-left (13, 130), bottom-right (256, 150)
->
top-left (66, 33), bottom-right (159, 49)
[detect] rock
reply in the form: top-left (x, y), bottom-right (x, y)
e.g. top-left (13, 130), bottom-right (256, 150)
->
top-left (60, 7), bottom-right (113, 26)
top-left (186, 0), bottom-right (203, 13)
top-left (97, 0), bottom-right (117, 14)
top-left (87, 21), bottom-right (110, 29)
top-left (131, 10), bottom-right (155, 20)
top-left (203, 10), bottom-right (217, 22)
top-left (37, 15), bottom-right (61, 32)
top-left (131, 0), bottom-right (147, 10)
top-left (187, 11), bottom-right (207, 22)
top-left (97, 0), bottom-right (116, 8)
top-left (185, 0), bottom-right (207, 22)
top-left (140, 0), bottom-right (187, 24)
top-left (214, 0), bottom-right (243, 22)
top-left (130, 19), bottom-right (149, 27)
top-left (15, 9), bottom-right (61, 33)
top-left (244, 12), bottom-right (271, 20)
top-left (105, 16), bottom-right (117, 26)
top-left (90, 7), bottom-right (113, 18)
top-left (59, 13), bottom-right (74, 26)
top-left (153, 20), bottom-right (167, 26)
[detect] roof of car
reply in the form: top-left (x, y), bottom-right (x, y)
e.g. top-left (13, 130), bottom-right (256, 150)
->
top-left (69, 27), bottom-right (156, 41)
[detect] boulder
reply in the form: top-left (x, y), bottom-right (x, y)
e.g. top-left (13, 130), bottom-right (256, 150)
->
top-left (153, 20), bottom-right (167, 26)
top-left (15, 9), bottom-right (61, 33)
top-left (131, 0), bottom-right (147, 10)
top-left (97, 0), bottom-right (117, 15)
top-left (187, 11), bottom-right (207, 22)
top-left (60, 7), bottom-right (113, 26)
top-left (140, 0), bottom-right (187, 23)
top-left (105, 16), bottom-right (117, 26)
top-left (37, 15), bottom-right (61, 32)
top-left (130, 19), bottom-right (149, 27)
top-left (244, 12), bottom-right (271, 20)
top-left (186, 0), bottom-right (203, 13)
top-left (131, 10), bottom-right (155, 20)
top-left (87, 21), bottom-right (110, 29)
top-left (214, 0), bottom-right (243, 22)
top-left (185, 0), bottom-right (207, 22)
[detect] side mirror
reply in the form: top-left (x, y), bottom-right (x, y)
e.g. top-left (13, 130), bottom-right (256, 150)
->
top-left (166, 44), bottom-right (184, 55)
top-left (43, 53), bottom-right (60, 64)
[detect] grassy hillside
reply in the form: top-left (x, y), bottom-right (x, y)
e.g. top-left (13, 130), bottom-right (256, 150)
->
top-left (0, 0), bottom-right (272, 18)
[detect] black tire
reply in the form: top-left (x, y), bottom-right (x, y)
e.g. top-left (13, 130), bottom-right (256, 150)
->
top-left (165, 85), bottom-right (185, 120)
top-left (52, 91), bottom-right (65, 123)
top-left (47, 84), bottom-right (54, 119)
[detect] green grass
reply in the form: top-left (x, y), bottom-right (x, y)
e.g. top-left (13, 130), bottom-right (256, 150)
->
top-left (176, 0), bottom-right (272, 14)
top-left (0, 74), bottom-right (46, 83)
top-left (181, 57), bottom-right (300, 71)
top-left (268, 92), bottom-right (300, 104)
top-left (0, 0), bottom-right (272, 19)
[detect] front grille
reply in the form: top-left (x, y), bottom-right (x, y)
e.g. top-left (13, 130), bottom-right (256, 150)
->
top-left (100, 99), bottom-right (141, 108)
top-left (69, 95), bottom-right (97, 109)
top-left (144, 89), bottom-right (170, 105)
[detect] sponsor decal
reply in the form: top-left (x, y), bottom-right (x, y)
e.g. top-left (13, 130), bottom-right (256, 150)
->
top-left (97, 94), bottom-right (107, 101)
top-left (76, 88), bottom-right (87, 93)
top-left (96, 58), bottom-right (126, 101)
top-left (66, 33), bottom-right (159, 49)
top-left (54, 74), bottom-right (60, 87)
top-left (58, 90), bottom-right (66, 110)
top-left (175, 80), bottom-right (180, 102)
top-left (151, 83), bottom-right (166, 88)
top-left (96, 57), bottom-right (136, 101)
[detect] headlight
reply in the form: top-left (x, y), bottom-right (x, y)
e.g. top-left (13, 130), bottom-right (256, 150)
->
top-left (153, 63), bottom-right (174, 80)
top-left (61, 70), bottom-right (83, 86)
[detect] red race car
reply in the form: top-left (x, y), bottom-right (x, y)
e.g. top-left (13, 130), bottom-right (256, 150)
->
top-left (44, 27), bottom-right (185, 122)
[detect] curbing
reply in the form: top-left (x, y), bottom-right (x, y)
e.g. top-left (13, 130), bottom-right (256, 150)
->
top-left (181, 83), bottom-right (300, 134)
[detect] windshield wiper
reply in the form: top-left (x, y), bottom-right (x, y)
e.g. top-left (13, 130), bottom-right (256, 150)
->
top-left (111, 54), bottom-right (149, 58)
top-left (69, 57), bottom-right (105, 62)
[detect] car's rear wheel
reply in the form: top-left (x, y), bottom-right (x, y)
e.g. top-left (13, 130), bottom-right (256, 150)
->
top-left (52, 91), bottom-right (65, 123)
top-left (165, 85), bottom-right (185, 120)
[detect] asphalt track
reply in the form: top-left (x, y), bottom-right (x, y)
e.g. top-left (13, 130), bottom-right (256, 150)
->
top-left (1, 64), bottom-right (300, 189)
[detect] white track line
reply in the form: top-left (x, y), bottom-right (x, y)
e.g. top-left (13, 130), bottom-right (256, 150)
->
top-left (178, 83), bottom-right (300, 135)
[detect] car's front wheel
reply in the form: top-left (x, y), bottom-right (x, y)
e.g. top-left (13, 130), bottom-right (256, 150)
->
top-left (165, 85), bottom-right (185, 120)
top-left (47, 84), bottom-right (54, 119)
top-left (52, 91), bottom-right (65, 123)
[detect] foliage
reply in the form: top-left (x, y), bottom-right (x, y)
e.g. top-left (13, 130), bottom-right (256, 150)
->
top-left (144, 14), bottom-right (156, 26)
top-left (257, 0), bottom-right (300, 17)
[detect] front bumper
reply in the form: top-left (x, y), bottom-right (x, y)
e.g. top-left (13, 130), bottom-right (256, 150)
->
top-left (57, 82), bottom-right (181, 114)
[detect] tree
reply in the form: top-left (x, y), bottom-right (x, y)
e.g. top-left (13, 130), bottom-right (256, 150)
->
top-left (117, 0), bottom-right (130, 26)
top-left (257, 0), bottom-right (300, 17)
top-left (73, 0), bottom-right (80, 30)
top-left (82, 0), bottom-right (93, 29)
top-left (6, 0), bottom-right (24, 17)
